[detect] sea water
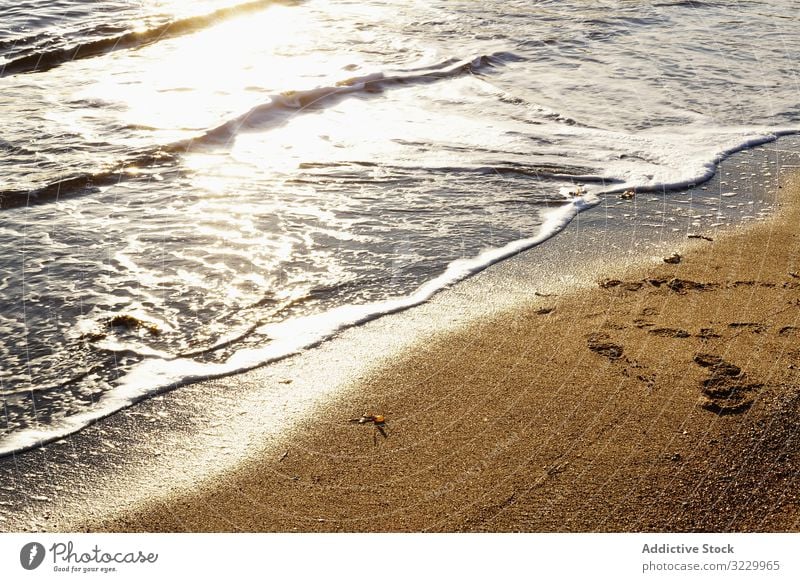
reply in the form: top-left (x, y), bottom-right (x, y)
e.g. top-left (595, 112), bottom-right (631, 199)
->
top-left (0, 0), bottom-right (798, 455)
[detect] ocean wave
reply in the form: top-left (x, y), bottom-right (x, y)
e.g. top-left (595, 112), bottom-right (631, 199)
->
top-left (0, 53), bottom-right (523, 209)
top-left (192, 53), bottom-right (520, 145)
top-left (295, 160), bottom-right (613, 182)
top-left (0, 0), bottom-right (298, 78)
top-left (0, 150), bottom-right (178, 210)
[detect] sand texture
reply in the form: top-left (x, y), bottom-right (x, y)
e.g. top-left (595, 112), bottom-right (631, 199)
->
top-left (87, 176), bottom-right (800, 533)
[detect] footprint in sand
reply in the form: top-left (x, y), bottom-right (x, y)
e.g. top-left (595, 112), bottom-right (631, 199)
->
top-left (665, 278), bottom-right (716, 293)
top-left (587, 333), bottom-right (624, 360)
top-left (693, 353), bottom-right (762, 415)
top-left (696, 328), bottom-right (721, 339)
top-left (731, 280), bottom-right (776, 288)
top-left (598, 279), bottom-right (644, 292)
top-left (634, 307), bottom-right (659, 329)
top-left (728, 322), bottom-right (767, 334)
top-left (586, 333), bottom-right (655, 388)
top-left (648, 327), bottom-right (690, 338)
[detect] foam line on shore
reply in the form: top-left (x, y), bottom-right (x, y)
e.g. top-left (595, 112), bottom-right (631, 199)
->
top-left (0, 194), bottom-right (596, 457)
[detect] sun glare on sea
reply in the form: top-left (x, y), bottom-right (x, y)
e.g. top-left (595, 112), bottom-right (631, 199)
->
top-left (80, 2), bottom-right (364, 143)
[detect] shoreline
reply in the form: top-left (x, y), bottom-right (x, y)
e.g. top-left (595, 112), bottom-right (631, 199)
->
top-left (90, 174), bottom-right (800, 532)
top-left (1, 140), bottom-right (798, 532)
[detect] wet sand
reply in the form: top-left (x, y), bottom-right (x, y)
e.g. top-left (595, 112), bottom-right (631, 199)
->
top-left (86, 173), bottom-right (800, 532)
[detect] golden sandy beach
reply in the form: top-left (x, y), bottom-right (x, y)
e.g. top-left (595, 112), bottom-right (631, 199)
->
top-left (86, 175), bottom-right (800, 533)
